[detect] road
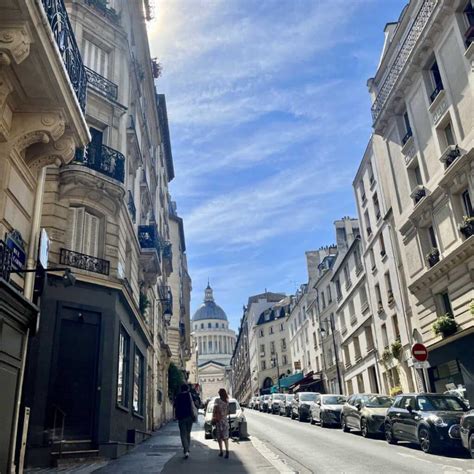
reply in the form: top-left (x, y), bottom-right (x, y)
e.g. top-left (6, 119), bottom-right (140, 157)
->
top-left (246, 409), bottom-right (474, 473)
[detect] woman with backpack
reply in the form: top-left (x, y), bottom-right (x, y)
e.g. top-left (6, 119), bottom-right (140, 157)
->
top-left (174, 384), bottom-right (197, 459)
top-left (212, 388), bottom-right (230, 458)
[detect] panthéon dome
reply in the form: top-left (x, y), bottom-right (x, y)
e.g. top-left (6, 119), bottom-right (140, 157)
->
top-left (192, 283), bottom-right (228, 322)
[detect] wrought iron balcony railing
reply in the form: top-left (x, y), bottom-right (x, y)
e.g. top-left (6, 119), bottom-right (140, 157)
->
top-left (60, 248), bottom-right (110, 275)
top-left (74, 142), bottom-right (125, 182)
top-left (138, 225), bottom-right (161, 256)
top-left (84, 66), bottom-right (118, 100)
top-left (127, 190), bottom-right (136, 223)
top-left (41, 0), bottom-right (87, 111)
top-left (371, 0), bottom-right (437, 123)
top-left (0, 239), bottom-right (12, 282)
top-left (402, 129), bottom-right (413, 146)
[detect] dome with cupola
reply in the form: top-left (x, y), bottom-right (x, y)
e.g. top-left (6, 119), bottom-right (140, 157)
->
top-left (192, 283), bottom-right (228, 322)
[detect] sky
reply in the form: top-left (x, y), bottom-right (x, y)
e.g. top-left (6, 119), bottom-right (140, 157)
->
top-left (148, 0), bottom-right (407, 331)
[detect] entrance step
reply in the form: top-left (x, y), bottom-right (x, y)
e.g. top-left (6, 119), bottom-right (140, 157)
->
top-left (51, 439), bottom-right (93, 452)
top-left (51, 448), bottom-right (102, 467)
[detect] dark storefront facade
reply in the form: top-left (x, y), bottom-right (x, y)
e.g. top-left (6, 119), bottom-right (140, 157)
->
top-left (427, 329), bottom-right (474, 405)
top-left (24, 276), bottom-right (151, 467)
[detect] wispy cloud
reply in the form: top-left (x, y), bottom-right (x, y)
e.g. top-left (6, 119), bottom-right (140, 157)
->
top-left (149, 0), bottom-right (406, 325)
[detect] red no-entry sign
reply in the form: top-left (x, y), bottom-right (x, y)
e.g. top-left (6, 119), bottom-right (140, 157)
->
top-left (412, 343), bottom-right (428, 362)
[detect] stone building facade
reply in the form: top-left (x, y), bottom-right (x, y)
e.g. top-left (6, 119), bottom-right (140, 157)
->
top-left (368, 0), bottom-right (474, 401)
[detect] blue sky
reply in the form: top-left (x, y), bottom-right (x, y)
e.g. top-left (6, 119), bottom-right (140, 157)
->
top-left (148, 0), bottom-right (407, 330)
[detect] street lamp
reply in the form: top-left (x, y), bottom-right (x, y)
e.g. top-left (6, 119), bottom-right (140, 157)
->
top-left (271, 353), bottom-right (281, 393)
top-left (320, 314), bottom-right (343, 395)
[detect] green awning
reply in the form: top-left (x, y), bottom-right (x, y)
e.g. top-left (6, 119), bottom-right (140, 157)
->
top-left (271, 372), bottom-right (304, 392)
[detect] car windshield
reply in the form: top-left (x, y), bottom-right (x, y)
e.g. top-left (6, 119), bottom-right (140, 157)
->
top-left (364, 395), bottom-right (393, 408)
top-left (417, 396), bottom-right (467, 412)
top-left (300, 393), bottom-right (317, 402)
top-left (323, 395), bottom-right (346, 405)
top-left (273, 394), bottom-right (285, 400)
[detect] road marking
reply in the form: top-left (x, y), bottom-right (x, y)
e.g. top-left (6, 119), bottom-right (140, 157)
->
top-left (251, 435), bottom-right (298, 473)
top-left (396, 452), bottom-right (472, 472)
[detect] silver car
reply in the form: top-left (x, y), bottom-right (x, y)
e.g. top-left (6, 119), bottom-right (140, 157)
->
top-left (310, 394), bottom-right (347, 427)
top-left (270, 393), bottom-right (286, 414)
top-left (280, 394), bottom-right (294, 416)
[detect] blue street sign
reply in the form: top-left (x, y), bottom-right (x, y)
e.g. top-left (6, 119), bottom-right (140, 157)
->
top-left (6, 232), bottom-right (26, 272)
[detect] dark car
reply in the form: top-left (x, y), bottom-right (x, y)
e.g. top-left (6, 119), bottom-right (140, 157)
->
top-left (270, 393), bottom-right (285, 414)
top-left (341, 393), bottom-right (393, 437)
top-left (460, 410), bottom-right (474, 458)
top-left (280, 394), bottom-right (294, 417)
top-left (261, 394), bottom-right (272, 412)
top-left (310, 394), bottom-right (346, 427)
top-left (291, 392), bottom-right (319, 421)
top-left (384, 393), bottom-right (470, 454)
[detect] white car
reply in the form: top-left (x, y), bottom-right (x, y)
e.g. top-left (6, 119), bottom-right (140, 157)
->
top-left (204, 397), bottom-right (248, 440)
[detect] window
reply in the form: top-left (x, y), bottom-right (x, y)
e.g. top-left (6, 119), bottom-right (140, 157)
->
top-left (215, 322), bottom-right (219, 328)
top-left (312, 332), bottom-right (317, 348)
top-left (429, 59), bottom-right (444, 102)
top-left (321, 292), bottom-right (326, 308)
top-left (360, 285), bottom-right (368, 309)
top-left (282, 354), bottom-right (288, 365)
top-left (373, 193), bottom-right (381, 221)
top-left (413, 164), bottom-right (423, 186)
top-left (354, 246), bottom-right (362, 271)
top-left (462, 190), bottom-right (474, 217)
top-left (391, 315), bottom-right (400, 340)
top-left (381, 323), bottom-right (389, 348)
top-left (280, 323), bottom-right (284, 332)
top-left (365, 326), bottom-right (374, 351)
top-left (82, 38), bottom-right (110, 77)
top-left (201, 323), bottom-right (204, 329)
top-left (349, 300), bottom-right (356, 324)
top-left (364, 210), bottom-right (372, 236)
top-left (270, 341), bottom-right (275, 354)
top-left (281, 338), bottom-right (287, 350)
top-left (357, 373), bottom-right (365, 393)
top-left (261, 360), bottom-right (266, 370)
top-left (369, 248), bottom-right (376, 271)
top-left (117, 328), bottom-right (130, 407)
top-left (335, 279), bottom-right (342, 300)
top-left (379, 233), bottom-right (386, 257)
top-left (443, 122), bottom-right (456, 147)
top-left (259, 329), bottom-right (264, 337)
top-left (428, 225), bottom-right (438, 249)
top-left (464, 1), bottom-right (474, 47)
top-left (344, 346), bottom-right (351, 367)
top-left (327, 285), bottom-right (332, 303)
top-left (208, 323), bottom-right (212, 328)
top-left (133, 349), bottom-right (144, 415)
top-left (402, 111), bottom-right (412, 145)
top-left (375, 284), bottom-right (382, 310)
top-left (305, 327), bottom-right (309, 344)
top-left (347, 379), bottom-right (354, 395)
top-left (340, 309), bottom-right (346, 332)
top-left (67, 207), bottom-right (101, 257)
top-left (260, 344), bottom-right (265, 356)
top-left (385, 272), bottom-right (393, 301)
top-left (441, 292), bottom-right (452, 315)
top-left (360, 182), bottom-right (366, 203)
top-left (344, 265), bottom-right (351, 288)
top-left (270, 326), bottom-right (274, 334)
top-left (354, 336), bottom-right (361, 360)
top-left (368, 162), bottom-right (375, 185)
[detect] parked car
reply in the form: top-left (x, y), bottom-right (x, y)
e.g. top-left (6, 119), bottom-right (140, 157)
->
top-left (248, 396), bottom-right (255, 410)
top-left (460, 409), bottom-right (474, 458)
top-left (291, 392), bottom-right (320, 421)
top-left (341, 393), bottom-right (393, 437)
top-left (385, 393), bottom-right (470, 454)
top-left (261, 394), bottom-right (272, 412)
top-left (270, 393), bottom-right (285, 414)
top-left (310, 394), bottom-right (347, 427)
top-left (204, 397), bottom-right (248, 440)
top-left (254, 395), bottom-right (262, 411)
top-left (280, 394), bottom-right (294, 417)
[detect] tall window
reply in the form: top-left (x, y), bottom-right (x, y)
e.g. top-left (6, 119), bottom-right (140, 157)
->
top-left (402, 111), bottom-right (412, 144)
top-left (117, 328), bottom-right (130, 407)
top-left (441, 292), bottom-right (452, 315)
top-left (260, 344), bottom-right (265, 355)
top-left (82, 38), bottom-right (110, 77)
top-left (462, 190), bottom-right (474, 217)
top-left (369, 248), bottom-right (376, 270)
top-left (365, 326), bottom-right (374, 350)
top-left (67, 207), bottom-right (101, 256)
top-left (385, 272), bottom-right (393, 299)
top-left (327, 285), bottom-right (332, 303)
top-left (429, 59), bottom-right (444, 102)
top-left (373, 193), bottom-right (381, 220)
top-left (282, 354), bottom-right (288, 365)
top-left (354, 336), bottom-right (361, 360)
top-left (281, 338), bottom-right (287, 350)
top-left (428, 225), bottom-right (438, 249)
top-left (443, 122), bottom-right (456, 147)
top-left (381, 323), bottom-right (389, 348)
top-left (321, 292), bottom-right (326, 308)
top-left (270, 341), bottom-right (275, 354)
top-left (133, 350), bottom-right (144, 415)
top-left (343, 265), bottom-right (351, 287)
top-left (335, 279), bottom-right (342, 300)
top-left (364, 210), bottom-right (372, 236)
top-left (380, 233), bottom-right (386, 257)
top-left (391, 315), bottom-right (400, 340)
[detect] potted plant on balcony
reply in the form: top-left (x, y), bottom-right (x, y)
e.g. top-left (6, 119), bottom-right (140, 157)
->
top-left (139, 291), bottom-right (150, 317)
top-left (391, 339), bottom-right (403, 361)
top-left (426, 248), bottom-right (440, 267)
top-left (432, 313), bottom-right (458, 338)
top-left (381, 347), bottom-right (393, 368)
top-left (459, 216), bottom-right (474, 238)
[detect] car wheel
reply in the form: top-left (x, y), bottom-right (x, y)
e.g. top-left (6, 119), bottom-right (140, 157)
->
top-left (309, 413), bottom-right (314, 425)
top-left (298, 412), bottom-right (303, 422)
top-left (360, 418), bottom-right (371, 438)
top-left (341, 416), bottom-right (349, 433)
top-left (320, 416), bottom-right (325, 428)
top-left (469, 433), bottom-right (474, 459)
top-left (384, 423), bottom-right (397, 444)
top-left (419, 427), bottom-right (436, 454)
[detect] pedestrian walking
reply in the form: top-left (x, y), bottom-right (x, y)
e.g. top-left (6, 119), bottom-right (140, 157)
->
top-left (212, 388), bottom-right (230, 458)
top-left (174, 384), bottom-right (197, 459)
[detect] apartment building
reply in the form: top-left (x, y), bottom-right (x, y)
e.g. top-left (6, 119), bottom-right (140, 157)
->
top-left (230, 308), bottom-right (251, 404)
top-left (15, 0), bottom-right (187, 467)
top-left (368, 0), bottom-right (474, 401)
top-left (254, 297), bottom-right (292, 393)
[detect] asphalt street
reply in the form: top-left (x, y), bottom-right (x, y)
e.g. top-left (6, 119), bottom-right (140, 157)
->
top-left (246, 409), bottom-right (474, 474)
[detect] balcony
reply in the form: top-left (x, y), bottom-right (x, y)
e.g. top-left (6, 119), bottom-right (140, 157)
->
top-left (84, 66), bottom-right (118, 101)
top-left (426, 248), bottom-right (440, 268)
top-left (41, 0), bottom-right (87, 111)
top-left (439, 145), bottom-right (461, 169)
top-left (138, 225), bottom-right (161, 282)
top-left (127, 190), bottom-right (136, 223)
top-left (84, 0), bottom-right (120, 23)
top-left (74, 143), bottom-right (125, 183)
top-left (371, 0), bottom-right (437, 124)
top-left (158, 285), bottom-right (173, 316)
top-left (0, 240), bottom-right (12, 282)
top-left (429, 84), bottom-right (443, 104)
top-left (410, 185), bottom-right (427, 205)
top-left (401, 129), bottom-right (413, 146)
top-left (59, 248), bottom-right (110, 275)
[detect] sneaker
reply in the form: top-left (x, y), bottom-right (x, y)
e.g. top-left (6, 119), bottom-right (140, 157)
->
top-left (225, 452), bottom-right (229, 459)
top-left (184, 452), bottom-right (189, 459)
top-left (218, 451), bottom-right (223, 457)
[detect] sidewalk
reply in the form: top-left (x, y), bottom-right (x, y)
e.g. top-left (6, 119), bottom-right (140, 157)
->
top-left (95, 417), bottom-right (277, 474)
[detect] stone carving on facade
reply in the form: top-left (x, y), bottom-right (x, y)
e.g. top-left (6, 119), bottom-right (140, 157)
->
top-left (0, 24), bottom-right (31, 65)
top-left (26, 133), bottom-right (76, 171)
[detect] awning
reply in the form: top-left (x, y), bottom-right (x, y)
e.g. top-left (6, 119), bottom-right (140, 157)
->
top-left (270, 372), bottom-right (304, 392)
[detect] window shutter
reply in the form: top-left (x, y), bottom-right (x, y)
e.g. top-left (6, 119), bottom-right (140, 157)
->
top-left (84, 211), bottom-right (100, 257)
top-left (67, 207), bottom-right (86, 253)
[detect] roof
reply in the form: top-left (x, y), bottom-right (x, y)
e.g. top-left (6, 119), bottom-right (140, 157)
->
top-left (198, 360), bottom-right (227, 369)
top-left (256, 297), bottom-right (291, 326)
top-left (192, 284), bottom-right (228, 321)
